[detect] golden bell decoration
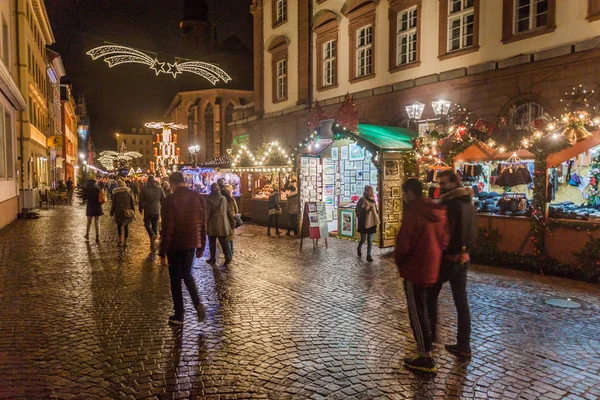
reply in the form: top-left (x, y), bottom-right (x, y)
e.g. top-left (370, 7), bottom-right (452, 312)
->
top-left (560, 126), bottom-right (592, 145)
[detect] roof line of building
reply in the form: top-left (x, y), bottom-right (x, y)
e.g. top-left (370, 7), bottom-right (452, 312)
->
top-left (32, 0), bottom-right (56, 45)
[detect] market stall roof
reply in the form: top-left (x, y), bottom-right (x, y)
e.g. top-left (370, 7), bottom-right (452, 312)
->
top-left (546, 130), bottom-right (600, 168)
top-left (199, 154), bottom-right (232, 168)
top-left (452, 143), bottom-right (534, 162)
top-left (354, 124), bottom-right (417, 151)
top-left (298, 139), bottom-right (334, 155)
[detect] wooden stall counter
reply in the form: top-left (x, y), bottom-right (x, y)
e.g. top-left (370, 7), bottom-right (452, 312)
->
top-left (477, 214), bottom-right (535, 256)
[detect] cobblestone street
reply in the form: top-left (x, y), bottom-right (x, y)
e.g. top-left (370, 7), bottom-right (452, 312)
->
top-left (0, 205), bottom-right (599, 399)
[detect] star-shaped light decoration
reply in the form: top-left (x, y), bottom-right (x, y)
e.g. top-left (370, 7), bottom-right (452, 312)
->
top-left (167, 62), bottom-right (182, 79)
top-left (87, 45), bottom-right (231, 84)
top-left (150, 59), bottom-right (166, 75)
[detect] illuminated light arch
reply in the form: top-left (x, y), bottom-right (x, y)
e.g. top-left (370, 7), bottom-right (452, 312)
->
top-left (86, 45), bottom-right (232, 84)
top-left (231, 145), bottom-right (256, 168)
top-left (258, 141), bottom-right (293, 167)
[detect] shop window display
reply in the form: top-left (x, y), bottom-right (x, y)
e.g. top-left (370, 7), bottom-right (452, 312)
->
top-left (253, 172), bottom-right (295, 201)
top-left (182, 168), bottom-right (241, 196)
top-left (454, 157), bottom-right (534, 217)
top-left (548, 145), bottom-right (600, 220)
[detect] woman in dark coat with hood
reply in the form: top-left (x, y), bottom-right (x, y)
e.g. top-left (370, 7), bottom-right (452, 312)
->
top-left (110, 180), bottom-right (135, 246)
top-left (83, 179), bottom-right (104, 241)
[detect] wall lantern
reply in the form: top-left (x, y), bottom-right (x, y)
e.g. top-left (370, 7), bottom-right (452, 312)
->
top-left (405, 101), bottom-right (425, 120)
top-left (431, 100), bottom-right (452, 116)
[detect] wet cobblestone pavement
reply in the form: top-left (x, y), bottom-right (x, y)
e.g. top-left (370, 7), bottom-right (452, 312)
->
top-left (0, 204), bottom-right (599, 399)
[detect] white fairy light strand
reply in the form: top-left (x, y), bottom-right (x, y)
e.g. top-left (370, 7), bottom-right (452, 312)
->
top-left (86, 45), bottom-right (232, 84)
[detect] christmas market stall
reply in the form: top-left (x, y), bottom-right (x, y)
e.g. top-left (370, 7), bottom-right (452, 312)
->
top-left (297, 98), bottom-right (418, 248)
top-left (231, 142), bottom-right (296, 227)
top-left (432, 85), bottom-right (600, 277)
top-left (180, 154), bottom-right (247, 213)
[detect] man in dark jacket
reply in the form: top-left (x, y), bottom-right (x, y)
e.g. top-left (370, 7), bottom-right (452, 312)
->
top-left (395, 179), bottom-right (448, 374)
top-left (428, 170), bottom-right (478, 358)
top-left (159, 172), bottom-right (207, 325)
top-left (139, 175), bottom-right (166, 252)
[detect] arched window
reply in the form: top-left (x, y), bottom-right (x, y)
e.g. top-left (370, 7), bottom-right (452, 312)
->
top-left (204, 103), bottom-right (214, 159)
top-left (187, 104), bottom-right (195, 141)
top-left (509, 101), bottom-right (545, 130)
top-left (223, 102), bottom-right (235, 153)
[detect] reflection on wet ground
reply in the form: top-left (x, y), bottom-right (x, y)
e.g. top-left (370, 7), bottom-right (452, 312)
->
top-left (0, 205), bottom-right (599, 399)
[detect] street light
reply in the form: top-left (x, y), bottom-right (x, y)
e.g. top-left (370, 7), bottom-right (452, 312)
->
top-left (431, 100), bottom-right (452, 117)
top-left (188, 145), bottom-right (201, 164)
top-left (79, 153), bottom-right (85, 160)
top-left (405, 101), bottom-right (425, 120)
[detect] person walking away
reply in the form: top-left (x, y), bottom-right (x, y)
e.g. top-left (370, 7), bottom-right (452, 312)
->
top-left (395, 179), bottom-right (449, 374)
top-left (131, 180), bottom-right (140, 202)
top-left (139, 175), bottom-right (166, 252)
top-left (159, 171), bottom-right (207, 325)
top-left (285, 185), bottom-right (299, 236)
top-left (161, 179), bottom-right (172, 196)
top-left (427, 170), bottom-right (478, 358)
top-left (66, 177), bottom-right (74, 204)
top-left (205, 183), bottom-right (233, 265)
top-left (222, 184), bottom-right (238, 258)
top-left (108, 178), bottom-right (117, 200)
top-left (83, 179), bottom-right (104, 241)
top-left (110, 180), bottom-right (135, 246)
top-left (267, 184), bottom-right (281, 236)
top-left (356, 185), bottom-right (379, 262)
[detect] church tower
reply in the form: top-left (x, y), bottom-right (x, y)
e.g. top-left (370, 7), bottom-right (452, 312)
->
top-left (180, 0), bottom-right (212, 54)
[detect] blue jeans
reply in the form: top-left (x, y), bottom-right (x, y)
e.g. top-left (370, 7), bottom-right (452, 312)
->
top-left (208, 236), bottom-right (232, 262)
top-left (358, 233), bottom-right (374, 256)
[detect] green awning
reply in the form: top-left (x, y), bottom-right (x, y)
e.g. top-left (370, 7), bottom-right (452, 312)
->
top-left (354, 124), bottom-right (418, 151)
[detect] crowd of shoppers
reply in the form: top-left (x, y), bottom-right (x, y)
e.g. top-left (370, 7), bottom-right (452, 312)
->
top-left (82, 169), bottom-right (476, 374)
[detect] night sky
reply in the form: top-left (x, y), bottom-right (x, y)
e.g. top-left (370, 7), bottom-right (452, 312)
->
top-left (46, 0), bottom-right (253, 151)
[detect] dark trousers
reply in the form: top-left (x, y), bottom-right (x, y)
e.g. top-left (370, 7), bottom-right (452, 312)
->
top-left (144, 214), bottom-right (159, 238)
top-left (286, 213), bottom-right (298, 234)
top-left (117, 224), bottom-right (129, 238)
top-left (167, 249), bottom-right (201, 319)
top-left (404, 280), bottom-right (433, 354)
top-left (427, 260), bottom-right (471, 348)
top-left (267, 214), bottom-right (280, 232)
top-left (208, 236), bottom-right (232, 261)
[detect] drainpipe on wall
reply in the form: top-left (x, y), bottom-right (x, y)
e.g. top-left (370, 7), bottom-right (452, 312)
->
top-left (14, 0), bottom-right (26, 212)
top-left (308, 0), bottom-right (314, 110)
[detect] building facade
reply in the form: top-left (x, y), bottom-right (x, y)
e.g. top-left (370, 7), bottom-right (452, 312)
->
top-left (60, 84), bottom-right (77, 183)
top-left (116, 128), bottom-right (156, 171)
top-left (46, 48), bottom-right (64, 186)
top-left (0, 0), bottom-right (28, 229)
top-left (16, 0), bottom-right (55, 208)
top-left (233, 0), bottom-right (600, 149)
top-left (164, 88), bottom-right (254, 163)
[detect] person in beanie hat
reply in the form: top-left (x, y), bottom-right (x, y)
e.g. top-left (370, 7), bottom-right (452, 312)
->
top-left (395, 178), bottom-right (448, 374)
top-left (159, 171), bottom-right (207, 325)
